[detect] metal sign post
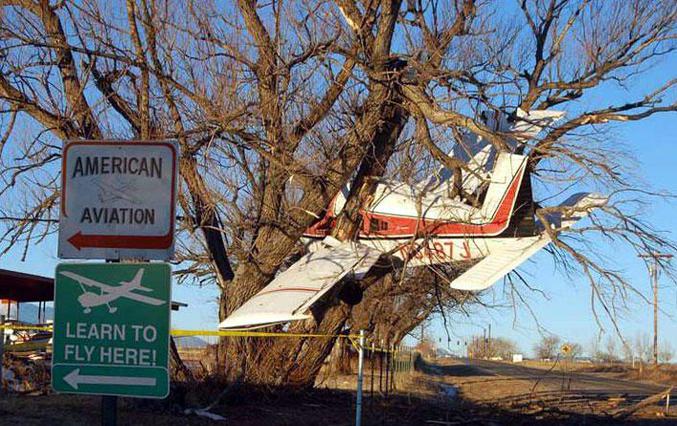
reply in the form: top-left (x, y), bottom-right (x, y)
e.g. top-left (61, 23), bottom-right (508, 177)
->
top-left (58, 140), bottom-right (178, 260)
top-left (55, 140), bottom-right (178, 426)
top-left (0, 314), bottom-right (4, 397)
top-left (102, 395), bottom-right (117, 426)
top-left (355, 330), bottom-right (365, 426)
top-left (51, 263), bottom-right (171, 398)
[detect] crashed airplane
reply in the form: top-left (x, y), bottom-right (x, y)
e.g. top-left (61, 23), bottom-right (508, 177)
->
top-left (220, 109), bottom-right (607, 330)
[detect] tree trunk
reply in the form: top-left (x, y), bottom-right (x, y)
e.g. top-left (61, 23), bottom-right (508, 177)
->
top-left (218, 63), bottom-right (410, 388)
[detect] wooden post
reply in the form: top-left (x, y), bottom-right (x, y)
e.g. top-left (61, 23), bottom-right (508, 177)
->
top-left (384, 346), bottom-right (390, 398)
top-left (379, 342), bottom-right (383, 393)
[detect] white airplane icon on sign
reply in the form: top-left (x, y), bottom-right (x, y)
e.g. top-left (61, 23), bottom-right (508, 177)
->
top-left (59, 269), bottom-right (165, 314)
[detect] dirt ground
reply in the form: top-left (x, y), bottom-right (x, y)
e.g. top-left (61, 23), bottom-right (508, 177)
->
top-left (1, 358), bottom-right (675, 425)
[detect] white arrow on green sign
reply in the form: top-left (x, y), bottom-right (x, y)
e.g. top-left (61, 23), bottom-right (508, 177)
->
top-left (63, 368), bottom-right (157, 390)
top-left (52, 263), bottom-right (171, 398)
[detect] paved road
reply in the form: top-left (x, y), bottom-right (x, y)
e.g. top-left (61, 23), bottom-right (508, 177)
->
top-left (444, 358), bottom-right (672, 397)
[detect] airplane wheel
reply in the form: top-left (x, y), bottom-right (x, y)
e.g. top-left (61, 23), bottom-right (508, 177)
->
top-left (338, 280), bottom-right (363, 306)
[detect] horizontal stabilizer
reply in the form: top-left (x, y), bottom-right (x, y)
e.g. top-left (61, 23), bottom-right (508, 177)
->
top-left (219, 240), bottom-right (381, 330)
top-left (449, 236), bottom-right (550, 291)
top-left (539, 192), bottom-right (607, 229)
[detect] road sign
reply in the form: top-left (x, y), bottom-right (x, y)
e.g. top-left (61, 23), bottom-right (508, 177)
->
top-left (58, 140), bottom-right (178, 260)
top-left (52, 263), bottom-right (171, 398)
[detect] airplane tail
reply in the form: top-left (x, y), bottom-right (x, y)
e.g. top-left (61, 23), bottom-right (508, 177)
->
top-left (121, 269), bottom-right (152, 291)
top-left (479, 152), bottom-right (528, 221)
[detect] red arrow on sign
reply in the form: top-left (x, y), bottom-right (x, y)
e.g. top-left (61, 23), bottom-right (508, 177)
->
top-left (67, 231), bottom-right (173, 250)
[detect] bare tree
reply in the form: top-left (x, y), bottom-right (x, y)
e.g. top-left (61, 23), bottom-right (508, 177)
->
top-left (595, 336), bottom-right (620, 363)
top-left (535, 335), bottom-right (561, 360)
top-left (468, 335), bottom-right (518, 360)
top-left (0, 0), bottom-right (675, 388)
top-left (633, 333), bottom-right (653, 362)
top-left (658, 342), bottom-right (674, 364)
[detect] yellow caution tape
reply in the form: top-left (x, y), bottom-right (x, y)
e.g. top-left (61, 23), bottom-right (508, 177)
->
top-left (0, 324), bottom-right (399, 352)
top-left (0, 324), bottom-right (359, 339)
top-left (0, 325), bottom-right (53, 332)
top-left (170, 328), bottom-right (362, 339)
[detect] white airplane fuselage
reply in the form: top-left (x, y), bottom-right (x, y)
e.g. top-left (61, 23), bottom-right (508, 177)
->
top-left (302, 234), bottom-right (542, 267)
top-left (78, 291), bottom-right (120, 308)
top-left (302, 151), bottom-right (538, 267)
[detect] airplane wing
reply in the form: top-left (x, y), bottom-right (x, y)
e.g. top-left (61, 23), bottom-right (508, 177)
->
top-left (59, 271), bottom-right (119, 293)
top-left (219, 239), bottom-right (381, 330)
top-left (448, 235), bottom-right (550, 291)
top-left (120, 291), bottom-right (165, 306)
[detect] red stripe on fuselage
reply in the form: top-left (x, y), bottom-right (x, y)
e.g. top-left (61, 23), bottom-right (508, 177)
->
top-left (255, 287), bottom-right (319, 298)
top-left (304, 162), bottom-right (526, 239)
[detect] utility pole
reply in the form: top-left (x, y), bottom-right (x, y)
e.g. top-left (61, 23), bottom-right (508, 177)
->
top-left (639, 253), bottom-right (672, 366)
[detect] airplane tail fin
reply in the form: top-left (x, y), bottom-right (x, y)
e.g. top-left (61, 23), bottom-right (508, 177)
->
top-left (479, 152), bottom-right (528, 220)
top-left (121, 269), bottom-right (150, 290)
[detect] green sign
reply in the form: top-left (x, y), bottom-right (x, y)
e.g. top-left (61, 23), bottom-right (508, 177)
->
top-left (52, 263), bottom-right (171, 398)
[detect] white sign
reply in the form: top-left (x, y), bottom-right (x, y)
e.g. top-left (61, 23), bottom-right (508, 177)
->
top-left (58, 140), bottom-right (178, 260)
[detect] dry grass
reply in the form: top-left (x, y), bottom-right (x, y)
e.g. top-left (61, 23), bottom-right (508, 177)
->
top-left (519, 360), bottom-right (677, 387)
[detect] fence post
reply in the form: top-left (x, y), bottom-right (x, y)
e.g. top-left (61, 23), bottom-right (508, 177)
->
top-left (390, 344), bottom-right (395, 392)
top-left (384, 345), bottom-right (390, 399)
top-left (355, 330), bottom-right (365, 426)
top-left (0, 314), bottom-right (4, 396)
top-left (370, 342), bottom-right (375, 403)
top-left (379, 340), bottom-right (383, 393)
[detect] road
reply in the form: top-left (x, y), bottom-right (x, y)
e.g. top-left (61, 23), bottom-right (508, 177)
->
top-left (448, 358), bottom-right (672, 397)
